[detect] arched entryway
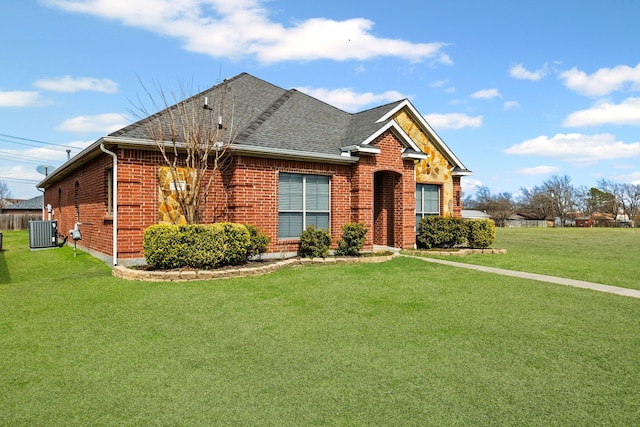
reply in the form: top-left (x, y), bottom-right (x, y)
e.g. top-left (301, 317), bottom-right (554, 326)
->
top-left (373, 170), bottom-right (402, 247)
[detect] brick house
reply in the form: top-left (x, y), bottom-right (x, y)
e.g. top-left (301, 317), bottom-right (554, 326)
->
top-left (1, 195), bottom-right (43, 215)
top-left (37, 73), bottom-right (471, 266)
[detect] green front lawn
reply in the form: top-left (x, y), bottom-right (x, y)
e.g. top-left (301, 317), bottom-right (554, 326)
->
top-left (412, 227), bottom-right (640, 290)
top-left (1, 230), bottom-right (640, 425)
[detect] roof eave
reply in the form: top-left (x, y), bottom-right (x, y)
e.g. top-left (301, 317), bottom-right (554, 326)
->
top-left (451, 166), bottom-right (474, 176)
top-left (231, 144), bottom-right (359, 164)
top-left (340, 145), bottom-right (381, 155)
top-left (375, 99), bottom-right (470, 171)
top-left (359, 121), bottom-right (424, 154)
top-left (402, 151), bottom-right (428, 160)
top-left (36, 136), bottom-right (163, 189)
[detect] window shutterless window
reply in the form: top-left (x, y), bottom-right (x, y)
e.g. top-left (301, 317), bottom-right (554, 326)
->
top-left (106, 168), bottom-right (114, 216)
top-left (416, 184), bottom-right (439, 229)
top-left (278, 173), bottom-right (330, 239)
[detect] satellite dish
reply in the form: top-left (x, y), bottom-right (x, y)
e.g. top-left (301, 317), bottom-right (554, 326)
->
top-left (36, 165), bottom-right (55, 176)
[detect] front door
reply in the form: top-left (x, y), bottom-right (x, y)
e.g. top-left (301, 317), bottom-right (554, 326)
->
top-left (373, 171), bottom-right (401, 247)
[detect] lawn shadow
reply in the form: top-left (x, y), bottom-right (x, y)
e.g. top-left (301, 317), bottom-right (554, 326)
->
top-left (0, 248), bottom-right (11, 284)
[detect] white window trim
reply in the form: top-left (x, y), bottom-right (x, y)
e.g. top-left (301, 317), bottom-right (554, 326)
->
top-left (278, 172), bottom-right (331, 240)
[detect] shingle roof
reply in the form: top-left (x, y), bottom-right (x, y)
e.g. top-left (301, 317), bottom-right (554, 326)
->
top-left (2, 195), bottom-right (43, 210)
top-left (110, 72), bottom-right (397, 157)
top-left (39, 72), bottom-right (469, 190)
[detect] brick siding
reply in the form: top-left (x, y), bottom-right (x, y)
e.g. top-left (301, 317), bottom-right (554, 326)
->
top-left (44, 130), bottom-right (461, 264)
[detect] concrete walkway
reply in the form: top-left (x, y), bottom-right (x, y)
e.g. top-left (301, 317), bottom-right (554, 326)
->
top-left (404, 255), bottom-right (640, 299)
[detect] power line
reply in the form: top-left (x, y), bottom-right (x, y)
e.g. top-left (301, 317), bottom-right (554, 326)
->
top-left (0, 132), bottom-right (79, 150)
top-left (0, 176), bottom-right (40, 184)
top-left (0, 137), bottom-right (69, 152)
top-left (0, 149), bottom-right (61, 164)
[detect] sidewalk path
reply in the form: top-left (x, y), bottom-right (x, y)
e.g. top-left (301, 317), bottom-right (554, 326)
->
top-left (404, 255), bottom-right (640, 299)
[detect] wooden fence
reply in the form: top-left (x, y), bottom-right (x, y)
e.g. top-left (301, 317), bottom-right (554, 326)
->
top-left (0, 214), bottom-right (43, 230)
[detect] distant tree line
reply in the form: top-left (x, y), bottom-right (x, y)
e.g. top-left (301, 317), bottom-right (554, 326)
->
top-left (464, 174), bottom-right (640, 227)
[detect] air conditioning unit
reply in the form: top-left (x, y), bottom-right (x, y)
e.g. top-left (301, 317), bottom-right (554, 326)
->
top-left (29, 220), bottom-right (58, 250)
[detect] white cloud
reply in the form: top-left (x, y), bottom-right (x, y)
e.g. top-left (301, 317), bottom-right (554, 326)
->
top-left (423, 113), bottom-right (482, 130)
top-left (57, 113), bottom-right (129, 134)
top-left (430, 79), bottom-right (455, 93)
top-left (610, 162), bottom-right (634, 170)
top-left (471, 88), bottom-right (500, 99)
top-left (432, 53), bottom-right (453, 66)
top-left (430, 79), bottom-right (449, 88)
top-left (517, 165), bottom-right (560, 175)
top-left (503, 100), bottom-right (520, 110)
top-left (461, 178), bottom-right (482, 196)
top-left (503, 133), bottom-right (640, 165)
top-left (43, 0), bottom-right (450, 64)
top-left (563, 97), bottom-right (640, 127)
top-left (0, 90), bottom-right (40, 107)
top-left (509, 63), bottom-right (547, 81)
top-left (558, 63), bottom-right (640, 97)
top-left (296, 87), bottom-right (406, 112)
top-left (614, 171), bottom-right (640, 185)
top-left (34, 76), bottom-right (118, 93)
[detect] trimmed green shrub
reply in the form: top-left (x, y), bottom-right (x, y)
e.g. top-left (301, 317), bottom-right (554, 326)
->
top-left (417, 216), bottom-right (467, 249)
top-left (143, 222), bottom-right (256, 269)
top-left (213, 222), bottom-right (251, 266)
top-left (466, 219), bottom-right (496, 249)
top-left (186, 224), bottom-right (226, 269)
top-left (143, 224), bottom-right (189, 269)
top-left (245, 224), bottom-right (270, 259)
top-left (299, 225), bottom-right (332, 258)
top-left (335, 222), bottom-right (368, 256)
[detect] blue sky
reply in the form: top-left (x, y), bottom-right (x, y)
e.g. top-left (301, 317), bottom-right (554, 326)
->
top-left (2, 0), bottom-right (640, 200)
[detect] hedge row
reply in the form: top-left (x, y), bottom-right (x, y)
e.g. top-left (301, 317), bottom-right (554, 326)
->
top-left (143, 223), bottom-right (269, 269)
top-left (417, 216), bottom-right (496, 249)
top-left (146, 217), bottom-right (491, 268)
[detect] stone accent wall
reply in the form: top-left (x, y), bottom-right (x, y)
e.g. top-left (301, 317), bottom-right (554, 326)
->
top-left (393, 110), bottom-right (460, 217)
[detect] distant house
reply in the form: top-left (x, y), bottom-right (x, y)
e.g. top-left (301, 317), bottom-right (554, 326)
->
top-left (575, 217), bottom-right (593, 228)
top-left (37, 73), bottom-right (472, 266)
top-left (1, 195), bottom-right (43, 215)
top-left (461, 209), bottom-right (491, 220)
top-left (615, 213), bottom-right (635, 228)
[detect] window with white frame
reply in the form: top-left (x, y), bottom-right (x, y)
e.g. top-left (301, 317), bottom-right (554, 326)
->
top-left (106, 168), bottom-right (114, 216)
top-left (278, 173), bottom-right (330, 239)
top-left (416, 183), bottom-right (440, 229)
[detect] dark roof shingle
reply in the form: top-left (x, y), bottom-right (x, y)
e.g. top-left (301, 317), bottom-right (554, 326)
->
top-left (110, 72), bottom-right (400, 157)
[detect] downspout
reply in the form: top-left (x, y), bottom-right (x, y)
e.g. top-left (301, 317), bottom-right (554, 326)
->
top-left (100, 143), bottom-right (118, 266)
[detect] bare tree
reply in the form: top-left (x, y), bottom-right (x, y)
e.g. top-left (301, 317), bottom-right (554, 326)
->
top-left (544, 174), bottom-right (577, 227)
top-left (620, 183), bottom-right (640, 224)
top-left (131, 80), bottom-right (240, 224)
top-left (0, 181), bottom-right (11, 208)
top-left (518, 185), bottom-right (553, 220)
top-left (467, 186), bottom-right (515, 227)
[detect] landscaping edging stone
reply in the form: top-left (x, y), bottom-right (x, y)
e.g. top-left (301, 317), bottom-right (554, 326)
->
top-left (112, 253), bottom-right (398, 282)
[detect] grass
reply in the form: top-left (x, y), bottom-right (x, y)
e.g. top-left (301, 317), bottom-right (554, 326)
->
top-left (411, 227), bottom-right (640, 290)
top-left (1, 230), bottom-right (640, 425)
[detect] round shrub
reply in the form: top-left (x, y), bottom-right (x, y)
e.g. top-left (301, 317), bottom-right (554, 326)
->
top-left (211, 222), bottom-right (251, 266)
top-left (299, 225), bottom-right (331, 258)
top-left (143, 222), bottom-right (256, 269)
top-left (466, 219), bottom-right (496, 249)
top-left (189, 224), bottom-right (226, 269)
top-left (335, 222), bottom-right (368, 256)
top-left (245, 224), bottom-right (270, 259)
top-left (143, 224), bottom-right (189, 269)
top-left (417, 216), bottom-right (467, 249)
